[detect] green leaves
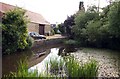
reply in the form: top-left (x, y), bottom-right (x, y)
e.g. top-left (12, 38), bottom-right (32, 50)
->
top-left (64, 55), bottom-right (98, 77)
top-left (2, 8), bottom-right (30, 54)
top-left (108, 1), bottom-right (120, 37)
top-left (72, 1), bottom-right (120, 49)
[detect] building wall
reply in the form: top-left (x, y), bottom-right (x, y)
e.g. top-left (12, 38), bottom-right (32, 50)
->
top-left (27, 22), bottom-right (52, 36)
top-left (27, 22), bottom-right (39, 33)
top-left (45, 24), bottom-right (52, 35)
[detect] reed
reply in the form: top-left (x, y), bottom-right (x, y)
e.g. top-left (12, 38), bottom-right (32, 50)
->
top-left (64, 55), bottom-right (98, 77)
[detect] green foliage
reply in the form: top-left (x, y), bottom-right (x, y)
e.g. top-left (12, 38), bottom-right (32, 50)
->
top-left (49, 58), bottom-right (64, 74)
top-left (108, 1), bottom-right (120, 37)
top-left (85, 20), bottom-right (102, 43)
top-left (64, 39), bottom-right (78, 45)
top-left (51, 29), bottom-right (55, 35)
top-left (53, 27), bottom-right (60, 34)
top-left (64, 55), bottom-right (80, 77)
top-left (49, 58), bottom-right (59, 71)
top-left (58, 23), bottom-right (65, 34)
top-left (64, 15), bottom-right (75, 36)
top-left (64, 55), bottom-right (98, 77)
top-left (79, 59), bottom-right (98, 77)
top-left (2, 8), bottom-right (29, 54)
top-left (71, 1), bottom-right (120, 49)
top-left (25, 36), bottom-right (34, 49)
top-left (73, 12), bottom-right (99, 38)
top-left (87, 5), bottom-right (98, 13)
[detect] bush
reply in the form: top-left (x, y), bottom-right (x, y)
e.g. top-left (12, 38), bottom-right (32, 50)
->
top-left (2, 8), bottom-right (29, 54)
top-left (51, 29), bottom-right (55, 35)
top-left (25, 36), bottom-right (34, 49)
top-left (64, 39), bottom-right (78, 45)
top-left (58, 23), bottom-right (65, 34)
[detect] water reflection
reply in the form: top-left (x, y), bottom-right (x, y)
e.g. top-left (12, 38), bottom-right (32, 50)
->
top-left (29, 48), bottom-right (61, 74)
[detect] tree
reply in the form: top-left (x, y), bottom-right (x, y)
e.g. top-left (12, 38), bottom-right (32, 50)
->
top-left (58, 23), bottom-right (65, 34)
top-left (73, 10), bottom-right (99, 37)
top-left (2, 8), bottom-right (29, 54)
top-left (108, 1), bottom-right (120, 38)
top-left (64, 15), bottom-right (75, 37)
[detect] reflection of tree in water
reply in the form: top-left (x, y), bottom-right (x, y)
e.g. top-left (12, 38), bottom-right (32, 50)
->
top-left (58, 46), bottom-right (78, 56)
top-left (58, 47), bottom-right (65, 56)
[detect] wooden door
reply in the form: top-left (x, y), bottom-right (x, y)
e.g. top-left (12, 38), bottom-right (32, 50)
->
top-left (39, 24), bottom-right (45, 35)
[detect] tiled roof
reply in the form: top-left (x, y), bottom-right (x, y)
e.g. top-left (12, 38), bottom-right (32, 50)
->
top-left (0, 2), bottom-right (50, 25)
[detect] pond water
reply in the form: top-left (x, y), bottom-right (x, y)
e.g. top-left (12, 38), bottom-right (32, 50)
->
top-left (2, 45), bottom-right (120, 77)
top-left (29, 48), bottom-right (62, 74)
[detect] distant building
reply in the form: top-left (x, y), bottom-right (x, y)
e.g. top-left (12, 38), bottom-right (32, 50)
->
top-left (0, 2), bottom-right (52, 35)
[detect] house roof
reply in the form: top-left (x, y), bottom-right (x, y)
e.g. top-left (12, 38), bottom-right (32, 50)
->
top-left (0, 2), bottom-right (50, 25)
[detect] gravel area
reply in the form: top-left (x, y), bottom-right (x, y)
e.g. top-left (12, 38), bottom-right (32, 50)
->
top-left (71, 48), bottom-right (120, 77)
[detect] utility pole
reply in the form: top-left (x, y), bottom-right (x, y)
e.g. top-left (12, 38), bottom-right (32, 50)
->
top-left (98, 0), bottom-right (100, 12)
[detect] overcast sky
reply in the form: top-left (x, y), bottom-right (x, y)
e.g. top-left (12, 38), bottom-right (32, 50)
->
top-left (1, 0), bottom-right (109, 24)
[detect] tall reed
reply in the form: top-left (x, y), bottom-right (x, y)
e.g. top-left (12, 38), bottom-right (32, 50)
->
top-left (64, 55), bottom-right (98, 77)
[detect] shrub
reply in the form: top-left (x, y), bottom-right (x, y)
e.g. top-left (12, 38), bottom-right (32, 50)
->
top-left (51, 29), bottom-right (55, 35)
top-left (64, 39), bottom-right (78, 45)
top-left (25, 36), bottom-right (34, 49)
top-left (2, 8), bottom-right (29, 54)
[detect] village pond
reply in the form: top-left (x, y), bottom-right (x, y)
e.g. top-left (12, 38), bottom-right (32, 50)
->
top-left (2, 44), bottom-right (120, 77)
